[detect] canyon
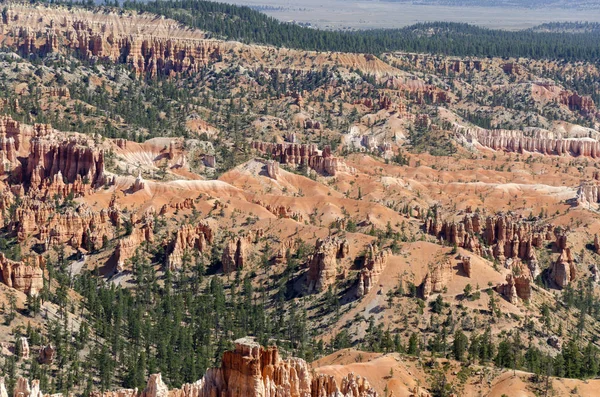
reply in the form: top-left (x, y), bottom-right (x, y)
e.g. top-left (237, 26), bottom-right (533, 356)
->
top-left (0, 3), bottom-right (600, 397)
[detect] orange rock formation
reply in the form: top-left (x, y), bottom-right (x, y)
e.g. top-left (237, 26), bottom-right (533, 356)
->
top-left (166, 223), bottom-right (213, 270)
top-left (2, 339), bottom-right (378, 397)
top-left (308, 237), bottom-right (349, 293)
top-left (0, 5), bottom-right (223, 77)
top-left (222, 236), bottom-right (248, 273)
top-left (458, 126), bottom-right (600, 158)
top-left (251, 142), bottom-right (355, 176)
top-left (357, 245), bottom-right (391, 297)
top-left (0, 254), bottom-right (45, 296)
top-left (421, 258), bottom-right (454, 299)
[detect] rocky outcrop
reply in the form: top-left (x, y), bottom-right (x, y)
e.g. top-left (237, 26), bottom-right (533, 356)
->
top-left (458, 126), bottom-right (600, 158)
top-left (12, 198), bottom-right (114, 252)
top-left (284, 132), bottom-right (298, 144)
top-left (0, 116), bottom-right (105, 193)
top-left (3, 339), bottom-right (378, 397)
top-left (0, 378), bottom-right (6, 397)
top-left (461, 256), bottom-right (472, 277)
top-left (115, 223), bottom-right (154, 272)
top-left (18, 337), bottom-right (29, 360)
top-left (403, 54), bottom-right (486, 74)
top-left (425, 211), bottom-right (549, 286)
top-left (143, 374), bottom-right (169, 397)
top-left (424, 212), bottom-right (483, 256)
top-left (203, 155), bottom-right (216, 168)
top-left (265, 160), bottom-right (279, 180)
top-left (221, 236), bottom-right (248, 273)
top-left (170, 198), bottom-right (194, 211)
top-left (253, 200), bottom-right (304, 222)
top-left (0, 5), bottom-right (223, 77)
top-left (273, 238), bottom-right (298, 266)
top-left (424, 212), bottom-right (548, 265)
top-left (498, 274), bottom-right (519, 305)
top-left (308, 237), bottom-right (350, 293)
top-left (357, 245), bottom-right (391, 297)
top-left (251, 142), bottom-right (355, 176)
top-left (177, 338), bottom-right (376, 396)
top-left (591, 264), bottom-right (600, 283)
top-left (378, 94), bottom-right (393, 110)
top-left (559, 91), bottom-right (596, 113)
top-left (421, 259), bottom-right (453, 299)
top-left (502, 63), bottom-right (521, 75)
top-left (292, 92), bottom-right (304, 109)
top-left (497, 259), bottom-right (532, 304)
top-left (576, 181), bottom-right (600, 207)
top-left (551, 248), bottom-right (576, 289)
top-left (131, 171), bottom-right (146, 193)
top-left (166, 223), bottom-right (213, 270)
top-left (26, 129), bottom-right (106, 190)
top-left (0, 118), bottom-right (118, 255)
top-left (0, 254), bottom-right (45, 296)
top-left (13, 378), bottom-right (44, 397)
top-left (554, 229), bottom-right (568, 251)
top-left (41, 86), bottom-right (70, 99)
top-left (547, 335), bottom-right (561, 350)
top-left (304, 119), bottom-right (322, 130)
top-left (38, 344), bottom-right (55, 365)
top-left (413, 86), bottom-right (451, 105)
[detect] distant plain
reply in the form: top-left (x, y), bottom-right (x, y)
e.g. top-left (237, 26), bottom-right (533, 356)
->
top-left (217, 0), bottom-right (600, 30)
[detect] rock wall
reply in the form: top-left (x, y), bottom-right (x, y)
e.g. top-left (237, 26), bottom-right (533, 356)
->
top-left (458, 126), bottom-right (600, 158)
top-left (424, 212), bottom-right (483, 256)
top-left (2, 339), bottom-right (378, 397)
top-left (253, 200), bottom-right (304, 222)
top-left (424, 211), bottom-right (552, 291)
top-left (402, 53), bottom-right (486, 74)
top-left (413, 85), bottom-right (451, 105)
